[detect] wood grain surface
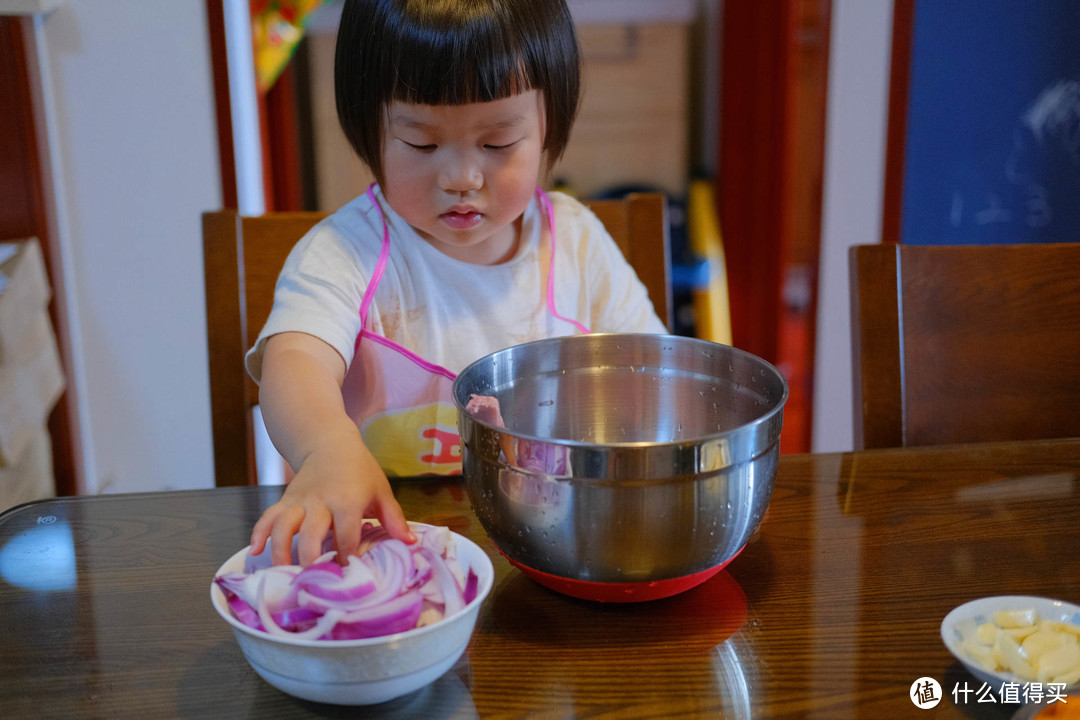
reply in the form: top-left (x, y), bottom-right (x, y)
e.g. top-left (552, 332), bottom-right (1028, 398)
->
top-left (1, 439), bottom-right (1078, 718)
top-left (849, 242), bottom-right (1080, 450)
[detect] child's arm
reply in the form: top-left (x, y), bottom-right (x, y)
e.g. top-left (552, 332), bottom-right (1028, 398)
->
top-left (248, 331), bottom-right (415, 565)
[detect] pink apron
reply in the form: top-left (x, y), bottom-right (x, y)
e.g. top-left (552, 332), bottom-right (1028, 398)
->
top-left (340, 185), bottom-right (589, 477)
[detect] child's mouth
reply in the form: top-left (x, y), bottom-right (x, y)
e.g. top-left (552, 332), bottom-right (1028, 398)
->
top-left (440, 211), bottom-right (483, 230)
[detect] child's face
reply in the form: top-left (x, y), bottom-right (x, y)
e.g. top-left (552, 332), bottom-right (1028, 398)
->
top-left (380, 91), bottom-right (546, 265)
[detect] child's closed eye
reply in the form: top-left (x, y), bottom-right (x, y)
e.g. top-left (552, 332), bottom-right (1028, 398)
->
top-left (484, 140), bottom-right (519, 151)
top-left (402, 140), bottom-right (437, 151)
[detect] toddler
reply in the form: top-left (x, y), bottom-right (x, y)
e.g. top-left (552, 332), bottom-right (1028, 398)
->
top-left (247, 0), bottom-right (666, 566)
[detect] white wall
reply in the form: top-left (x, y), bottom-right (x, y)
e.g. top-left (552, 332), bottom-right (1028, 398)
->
top-left (811, 0), bottom-right (894, 453)
top-left (36, 1), bottom-right (220, 493)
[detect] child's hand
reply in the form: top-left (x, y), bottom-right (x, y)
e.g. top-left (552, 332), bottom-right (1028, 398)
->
top-left (248, 429), bottom-right (416, 566)
top-left (249, 332), bottom-right (417, 567)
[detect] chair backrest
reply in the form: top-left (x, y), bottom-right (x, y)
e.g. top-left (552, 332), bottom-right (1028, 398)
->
top-left (848, 242), bottom-right (1080, 449)
top-left (203, 193), bottom-right (672, 486)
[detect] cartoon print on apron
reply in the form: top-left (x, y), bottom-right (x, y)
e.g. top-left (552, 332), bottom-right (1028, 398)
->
top-left (341, 185), bottom-right (589, 477)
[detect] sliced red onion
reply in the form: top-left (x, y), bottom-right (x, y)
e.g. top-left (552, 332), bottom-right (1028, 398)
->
top-left (419, 547), bottom-right (464, 617)
top-left (463, 569), bottom-right (479, 605)
top-left (329, 589), bottom-right (424, 640)
top-left (216, 523), bottom-right (473, 641)
top-left (216, 566), bottom-right (299, 613)
top-left (296, 557), bottom-right (375, 602)
top-left (272, 606), bottom-right (320, 631)
top-left (225, 592), bottom-right (262, 630)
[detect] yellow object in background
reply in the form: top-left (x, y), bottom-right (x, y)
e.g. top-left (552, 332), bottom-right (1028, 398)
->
top-left (686, 178), bottom-right (733, 346)
top-left (548, 178), bottom-right (578, 199)
top-left (251, 0), bottom-right (329, 93)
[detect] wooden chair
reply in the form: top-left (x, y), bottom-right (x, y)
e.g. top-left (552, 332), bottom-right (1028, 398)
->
top-left (848, 242), bottom-right (1080, 449)
top-left (203, 193), bottom-right (672, 486)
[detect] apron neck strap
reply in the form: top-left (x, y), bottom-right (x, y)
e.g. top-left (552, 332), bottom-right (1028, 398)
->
top-left (360, 183), bottom-right (391, 329)
top-left (537, 188), bottom-right (591, 335)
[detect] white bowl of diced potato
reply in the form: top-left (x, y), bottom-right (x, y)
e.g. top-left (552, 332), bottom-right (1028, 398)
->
top-left (942, 596), bottom-right (1080, 692)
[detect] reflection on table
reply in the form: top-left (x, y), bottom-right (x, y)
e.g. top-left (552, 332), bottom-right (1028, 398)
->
top-left (0, 438), bottom-right (1077, 718)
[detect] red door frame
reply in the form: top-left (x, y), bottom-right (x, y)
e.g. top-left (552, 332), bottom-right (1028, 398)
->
top-left (717, 0), bottom-right (831, 453)
top-left (882, 0), bottom-right (915, 246)
top-left (0, 16), bottom-right (79, 496)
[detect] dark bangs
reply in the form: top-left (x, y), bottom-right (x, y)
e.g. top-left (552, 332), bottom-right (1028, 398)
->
top-left (335, 0), bottom-right (580, 182)
top-left (391, 5), bottom-right (532, 106)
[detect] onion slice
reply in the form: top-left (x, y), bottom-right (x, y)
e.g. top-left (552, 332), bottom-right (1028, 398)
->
top-left (215, 523), bottom-right (473, 641)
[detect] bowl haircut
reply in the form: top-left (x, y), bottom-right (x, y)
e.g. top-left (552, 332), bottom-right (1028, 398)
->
top-left (334, 0), bottom-right (581, 183)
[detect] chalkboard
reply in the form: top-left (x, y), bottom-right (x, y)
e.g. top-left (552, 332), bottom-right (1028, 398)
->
top-left (900, 1), bottom-right (1080, 245)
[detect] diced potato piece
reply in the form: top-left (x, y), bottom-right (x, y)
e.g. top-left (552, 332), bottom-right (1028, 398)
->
top-left (1004, 625), bottom-right (1040, 642)
top-left (960, 609), bottom-right (1080, 681)
top-left (1040, 620), bottom-right (1080, 639)
top-left (1037, 638), bottom-right (1080, 684)
top-left (977, 622), bottom-right (999, 645)
top-left (995, 631), bottom-right (1037, 680)
top-left (1022, 629), bottom-right (1068, 662)
top-left (992, 644), bottom-right (1006, 670)
top-left (1052, 664), bottom-right (1080, 687)
top-left (995, 608), bottom-right (1039, 629)
top-left (963, 640), bottom-right (998, 672)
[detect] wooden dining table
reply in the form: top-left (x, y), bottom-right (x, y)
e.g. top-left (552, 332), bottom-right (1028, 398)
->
top-left (1, 438), bottom-right (1078, 719)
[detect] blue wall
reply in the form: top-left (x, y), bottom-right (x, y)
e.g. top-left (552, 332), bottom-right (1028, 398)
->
top-left (901, 1), bottom-right (1080, 245)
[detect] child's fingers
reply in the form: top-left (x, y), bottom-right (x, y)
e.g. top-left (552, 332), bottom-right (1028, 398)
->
top-left (374, 491), bottom-right (416, 544)
top-left (249, 504), bottom-right (283, 555)
top-left (331, 511), bottom-right (363, 563)
top-left (269, 505), bottom-right (305, 565)
top-left (297, 505), bottom-right (332, 566)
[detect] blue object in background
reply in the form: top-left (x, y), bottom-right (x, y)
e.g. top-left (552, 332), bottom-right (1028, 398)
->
top-left (901, 0), bottom-right (1080, 245)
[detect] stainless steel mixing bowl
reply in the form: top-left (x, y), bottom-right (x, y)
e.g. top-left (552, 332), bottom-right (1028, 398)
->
top-left (452, 333), bottom-right (787, 599)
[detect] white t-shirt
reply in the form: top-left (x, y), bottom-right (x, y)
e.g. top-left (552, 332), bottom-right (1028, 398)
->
top-left (245, 186), bottom-right (666, 382)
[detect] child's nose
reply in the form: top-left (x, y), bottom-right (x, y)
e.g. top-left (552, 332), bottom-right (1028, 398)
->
top-left (439, 154), bottom-right (483, 193)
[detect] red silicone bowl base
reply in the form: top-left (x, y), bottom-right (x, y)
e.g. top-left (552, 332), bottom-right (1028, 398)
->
top-left (503, 545), bottom-right (746, 603)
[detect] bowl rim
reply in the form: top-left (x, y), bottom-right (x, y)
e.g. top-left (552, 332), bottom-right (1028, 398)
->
top-left (940, 594), bottom-right (1080, 687)
top-left (451, 332), bottom-right (790, 450)
top-left (210, 522), bottom-right (495, 648)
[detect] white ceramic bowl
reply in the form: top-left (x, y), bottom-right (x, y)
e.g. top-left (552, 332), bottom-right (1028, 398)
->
top-left (210, 525), bottom-right (494, 705)
top-left (941, 595), bottom-right (1080, 691)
